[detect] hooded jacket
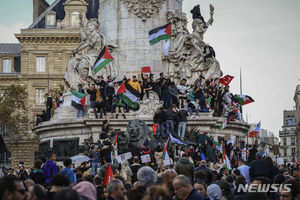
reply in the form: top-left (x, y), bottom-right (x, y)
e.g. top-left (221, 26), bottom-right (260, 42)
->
top-left (43, 160), bottom-right (58, 183)
top-left (175, 158), bottom-right (195, 183)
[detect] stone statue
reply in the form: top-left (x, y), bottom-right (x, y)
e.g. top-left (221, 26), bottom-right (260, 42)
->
top-left (124, 119), bottom-right (158, 150)
top-left (65, 18), bottom-right (117, 90)
top-left (165, 4), bottom-right (222, 85)
top-left (135, 91), bottom-right (163, 118)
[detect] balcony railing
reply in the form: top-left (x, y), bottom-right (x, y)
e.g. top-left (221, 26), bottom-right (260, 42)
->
top-left (279, 130), bottom-right (296, 136)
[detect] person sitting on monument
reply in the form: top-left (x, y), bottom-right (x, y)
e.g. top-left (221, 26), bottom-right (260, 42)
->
top-left (187, 99), bottom-right (199, 118)
top-left (203, 43), bottom-right (216, 64)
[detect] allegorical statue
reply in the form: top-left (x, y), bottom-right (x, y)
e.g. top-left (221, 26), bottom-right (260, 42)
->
top-left (65, 18), bottom-right (117, 90)
top-left (164, 4), bottom-right (222, 85)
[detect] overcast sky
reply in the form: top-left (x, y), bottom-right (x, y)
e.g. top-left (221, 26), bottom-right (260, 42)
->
top-left (0, 0), bottom-right (299, 136)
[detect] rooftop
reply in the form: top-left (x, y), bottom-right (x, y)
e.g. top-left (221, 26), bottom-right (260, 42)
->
top-left (0, 43), bottom-right (21, 56)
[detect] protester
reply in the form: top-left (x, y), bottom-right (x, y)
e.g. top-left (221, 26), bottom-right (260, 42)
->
top-left (0, 176), bottom-right (26, 200)
top-left (107, 179), bottom-right (125, 200)
top-left (73, 181), bottom-right (97, 200)
top-left (173, 175), bottom-right (204, 200)
top-left (45, 93), bottom-right (53, 121)
top-left (60, 158), bottom-right (76, 184)
top-left (27, 184), bottom-right (47, 200)
top-left (43, 154), bottom-right (58, 184)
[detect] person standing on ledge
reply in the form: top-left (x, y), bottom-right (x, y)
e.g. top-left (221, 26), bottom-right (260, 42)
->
top-left (45, 93), bottom-right (53, 121)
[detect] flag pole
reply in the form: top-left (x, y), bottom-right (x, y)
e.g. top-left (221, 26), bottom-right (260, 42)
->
top-left (240, 67), bottom-right (243, 120)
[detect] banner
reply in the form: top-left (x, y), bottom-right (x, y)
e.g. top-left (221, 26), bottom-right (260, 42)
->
top-left (141, 154), bottom-right (151, 163)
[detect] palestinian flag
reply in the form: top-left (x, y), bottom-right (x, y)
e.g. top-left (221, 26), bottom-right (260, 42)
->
top-left (117, 81), bottom-right (139, 109)
top-left (219, 113), bottom-right (236, 130)
top-left (148, 23), bottom-right (171, 45)
top-left (93, 45), bottom-right (114, 74)
top-left (234, 94), bottom-right (254, 106)
top-left (222, 141), bottom-right (231, 170)
top-left (71, 90), bottom-right (87, 109)
top-left (162, 138), bottom-right (169, 160)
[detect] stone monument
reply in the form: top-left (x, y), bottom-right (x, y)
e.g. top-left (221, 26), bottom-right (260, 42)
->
top-left (34, 1), bottom-right (249, 160)
top-left (98, 0), bottom-right (183, 77)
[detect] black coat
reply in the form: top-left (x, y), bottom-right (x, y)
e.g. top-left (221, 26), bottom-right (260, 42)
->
top-left (153, 112), bottom-right (165, 123)
top-left (87, 89), bottom-right (97, 101)
top-left (185, 189), bottom-right (204, 200)
top-left (46, 96), bottom-right (53, 109)
top-left (178, 109), bottom-right (188, 122)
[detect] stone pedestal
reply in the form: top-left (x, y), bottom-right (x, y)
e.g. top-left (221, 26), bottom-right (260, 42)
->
top-left (99, 0), bottom-right (183, 77)
top-left (34, 114), bottom-right (250, 159)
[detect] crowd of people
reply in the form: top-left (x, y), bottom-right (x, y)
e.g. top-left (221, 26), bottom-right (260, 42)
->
top-left (1, 139), bottom-right (300, 200)
top-left (73, 73), bottom-right (242, 120)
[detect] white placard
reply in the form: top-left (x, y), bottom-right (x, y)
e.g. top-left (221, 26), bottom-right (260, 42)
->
top-left (141, 154), bottom-right (151, 163)
top-left (277, 157), bottom-right (284, 165)
top-left (116, 152), bottom-right (133, 163)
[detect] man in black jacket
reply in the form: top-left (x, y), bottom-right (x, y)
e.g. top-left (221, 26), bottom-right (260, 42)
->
top-left (87, 84), bottom-right (98, 118)
top-left (105, 76), bottom-right (115, 113)
top-left (130, 156), bottom-right (142, 184)
top-left (107, 179), bottom-right (125, 200)
top-left (249, 152), bottom-right (270, 179)
top-left (45, 93), bottom-right (53, 121)
top-left (173, 175), bottom-right (204, 200)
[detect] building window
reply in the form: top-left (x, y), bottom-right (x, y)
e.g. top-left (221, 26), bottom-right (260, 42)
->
top-left (283, 138), bottom-right (287, 145)
top-left (292, 148), bottom-right (296, 155)
top-left (284, 116), bottom-right (296, 126)
top-left (3, 59), bottom-right (11, 73)
top-left (283, 149), bottom-right (287, 156)
top-left (36, 88), bottom-right (45, 105)
top-left (291, 137), bottom-right (296, 145)
top-left (71, 12), bottom-right (80, 27)
top-left (36, 57), bottom-right (45, 72)
top-left (45, 12), bottom-right (56, 27)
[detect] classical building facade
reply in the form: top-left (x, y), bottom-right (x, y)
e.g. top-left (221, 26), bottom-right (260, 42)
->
top-left (294, 84), bottom-right (300, 162)
top-left (279, 109), bottom-right (298, 162)
top-left (0, 0), bottom-right (99, 167)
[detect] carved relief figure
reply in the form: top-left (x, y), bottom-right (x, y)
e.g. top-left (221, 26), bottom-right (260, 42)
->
top-left (122, 0), bottom-right (166, 21)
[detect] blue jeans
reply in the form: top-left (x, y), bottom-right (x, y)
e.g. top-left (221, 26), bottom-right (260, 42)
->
top-left (92, 162), bottom-right (100, 175)
top-left (188, 108), bottom-right (199, 116)
top-left (163, 94), bottom-right (171, 108)
top-left (157, 123), bottom-right (165, 138)
top-left (76, 108), bottom-right (84, 118)
top-left (166, 120), bottom-right (175, 137)
top-left (178, 122), bottom-right (187, 140)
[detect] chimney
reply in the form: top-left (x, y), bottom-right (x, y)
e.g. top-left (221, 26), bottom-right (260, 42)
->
top-left (33, 0), bottom-right (50, 22)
